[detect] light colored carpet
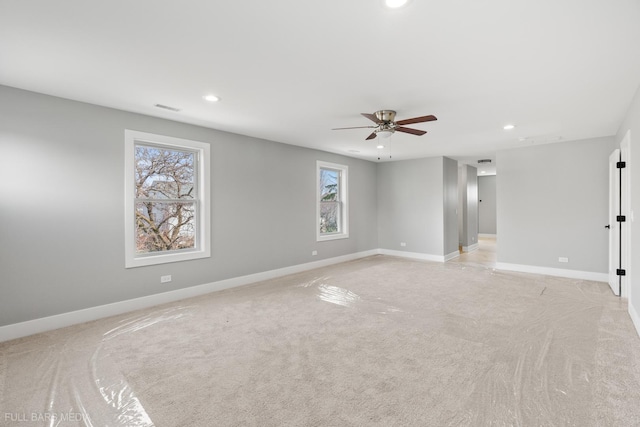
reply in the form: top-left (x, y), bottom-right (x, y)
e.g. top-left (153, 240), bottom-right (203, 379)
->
top-left (2, 249), bottom-right (640, 426)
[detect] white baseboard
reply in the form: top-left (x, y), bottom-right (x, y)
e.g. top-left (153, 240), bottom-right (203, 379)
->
top-left (0, 249), bottom-right (379, 343)
top-left (444, 250), bottom-right (460, 261)
top-left (479, 233), bottom-right (497, 238)
top-left (462, 243), bottom-right (479, 253)
top-left (495, 262), bottom-right (608, 283)
top-left (629, 302), bottom-right (640, 339)
top-left (378, 248), bottom-right (445, 263)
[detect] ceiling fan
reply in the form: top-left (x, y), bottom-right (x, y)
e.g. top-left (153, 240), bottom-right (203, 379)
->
top-left (332, 110), bottom-right (437, 140)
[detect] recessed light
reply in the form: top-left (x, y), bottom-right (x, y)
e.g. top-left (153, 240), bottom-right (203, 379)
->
top-left (503, 124), bottom-right (515, 130)
top-left (203, 94), bottom-right (220, 102)
top-left (385, 0), bottom-right (408, 8)
top-left (376, 145), bottom-right (385, 149)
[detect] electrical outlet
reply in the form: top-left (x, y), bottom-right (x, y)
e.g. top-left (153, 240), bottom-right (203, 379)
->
top-left (311, 250), bottom-right (318, 256)
top-left (400, 242), bottom-right (406, 247)
top-left (558, 257), bottom-right (569, 263)
top-left (160, 275), bottom-right (172, 283)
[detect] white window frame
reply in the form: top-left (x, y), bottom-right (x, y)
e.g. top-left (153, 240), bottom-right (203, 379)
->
top-left (316, 161), bottom-right (349, 241)
top-left (124, 130), bottom-right (211, 268)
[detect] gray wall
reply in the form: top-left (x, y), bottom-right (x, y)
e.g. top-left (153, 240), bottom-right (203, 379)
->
top-left (496, 137), bottom-right (615, 273)
top-left (443, 157), bottom-right (459, 256)
top-left (465, 165), bottom-right (478, 247)
top-left (616, 84), bottom-right (640, 322)
top-left (458, 165), bottom-right (478, 248)
top-left (377, 157), bottom-right (444, 255)
top-left (458, 166), bottom-right (464, 245)
top-left (478, 175), bottom-right (497, 234)
top-left (0, 85), bottom-right (378, 326)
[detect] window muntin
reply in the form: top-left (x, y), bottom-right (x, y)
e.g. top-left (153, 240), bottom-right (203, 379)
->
top-left (125, 130), bottom-right (210, 268)
top-left (317, 161), bottom-right (348, 241)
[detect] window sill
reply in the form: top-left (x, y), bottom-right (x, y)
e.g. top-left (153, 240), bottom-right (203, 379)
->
top-left (317, 233), bottom-right (349, 242)
top-left (125, 248), bottom-right (210, 268)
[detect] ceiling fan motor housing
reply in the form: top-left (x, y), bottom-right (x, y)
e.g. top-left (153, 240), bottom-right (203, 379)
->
top-left (375, 110), bottom-right (397, 123)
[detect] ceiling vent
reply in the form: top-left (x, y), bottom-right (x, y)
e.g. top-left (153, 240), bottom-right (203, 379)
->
top-left (154, 104), bottom-right (181, 112)
top-left (477, 159), bottom-right (492, 164)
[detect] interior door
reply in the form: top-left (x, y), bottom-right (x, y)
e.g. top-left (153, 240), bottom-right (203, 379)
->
top-left (620, 133), bottom-right (630, 298)
top-left (608, 149), bottom-right (621, 295)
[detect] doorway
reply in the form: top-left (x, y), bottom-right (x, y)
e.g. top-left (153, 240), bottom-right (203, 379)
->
top-left (478, 175), bottom-right (497, 238)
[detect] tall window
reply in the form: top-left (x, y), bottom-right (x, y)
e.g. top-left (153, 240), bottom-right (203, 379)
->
top-left (125, 130), bottom-right (210, 268)
top-left (317, 161), bottom-right (348, 241)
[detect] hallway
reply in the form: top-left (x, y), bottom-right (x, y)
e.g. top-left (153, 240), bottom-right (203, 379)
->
top-left (449, 236), bottom-right (497, 269)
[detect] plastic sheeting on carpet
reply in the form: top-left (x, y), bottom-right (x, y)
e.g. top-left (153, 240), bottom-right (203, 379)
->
top-left (1, 255), bottom-right (640, 426)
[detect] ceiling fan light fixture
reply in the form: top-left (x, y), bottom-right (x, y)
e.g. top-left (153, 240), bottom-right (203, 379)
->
top-left (385, 0), bottom-right (409, 8)
top-left (377, 129), bottom-right (394, 138)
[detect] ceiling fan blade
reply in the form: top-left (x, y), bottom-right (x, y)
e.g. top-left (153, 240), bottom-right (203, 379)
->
top-left (396, 126), bottom-right (427, 136)
top-left (395, 115), bottom-right (437, 125)
top-left (361, 113), bottom-right (381, 124)
top-left (332, 126), bottom-right (377, 130)
top-left (365, 132), bottom-right (377, 140)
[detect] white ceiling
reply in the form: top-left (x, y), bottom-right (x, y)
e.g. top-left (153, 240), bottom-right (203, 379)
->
top-left (2, 0), bottom-right (639, 172)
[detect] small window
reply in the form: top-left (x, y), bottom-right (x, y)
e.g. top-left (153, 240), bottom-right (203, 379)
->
top-left (317, 161), bottom-right (349, 241)
top-left (125, 130), bottom-right (210, 268)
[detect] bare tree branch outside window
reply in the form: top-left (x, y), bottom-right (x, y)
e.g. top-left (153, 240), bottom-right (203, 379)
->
top-left (134, 145), bottom-right (197, 253)
top-left (319, 168), bottom-right (340, 234)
